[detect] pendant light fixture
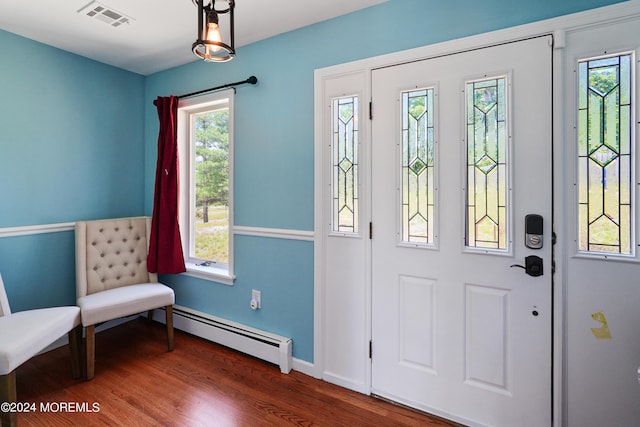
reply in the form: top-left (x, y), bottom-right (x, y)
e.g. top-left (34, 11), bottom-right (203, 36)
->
top-left (192, 0), bottom-right (235, 62)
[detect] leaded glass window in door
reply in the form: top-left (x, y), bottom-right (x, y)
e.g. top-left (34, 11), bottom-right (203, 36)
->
top-left (401, 88), bottom-right (436, 245)
top-left (465, 77), bottom-right (508, 250)
top-left (577, 53), bottom-right (633, 255)
top-left (331, 96), bottom-right (359, 234)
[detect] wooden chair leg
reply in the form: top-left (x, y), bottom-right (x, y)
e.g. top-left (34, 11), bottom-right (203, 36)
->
top-left (165, 305), bottom-right (174, 351)
top-left (68, 325), bottom-right (82, 379)
top-left (85, 324), bottom-right (95, 381)
top-left (147, 310), bottom-right (154, 321)
top-left (0, 371), bottom-right (17, 427)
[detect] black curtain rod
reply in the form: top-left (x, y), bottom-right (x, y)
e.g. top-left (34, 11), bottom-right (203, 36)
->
top-left (153, 75), bottom-right (258, 105)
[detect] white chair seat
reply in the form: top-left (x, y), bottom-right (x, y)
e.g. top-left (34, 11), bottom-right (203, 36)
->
top-left (0, 273), bottom-right (82, 427)
top-left (0, 306), bottom-right (81, 375)
top-left (77, 283), bottom-right (174, 326)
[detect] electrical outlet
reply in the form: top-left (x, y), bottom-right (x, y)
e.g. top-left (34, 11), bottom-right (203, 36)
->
top-left (251, 289), bottom-right (261, 309)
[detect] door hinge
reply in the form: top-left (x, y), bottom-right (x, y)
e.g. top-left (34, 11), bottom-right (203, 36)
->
top-left (369, 222), bottom-right (373, 239)
top-left (369, 101), bottom-right (373, 120)
top-left (369, 340), bottom-right (373, 359)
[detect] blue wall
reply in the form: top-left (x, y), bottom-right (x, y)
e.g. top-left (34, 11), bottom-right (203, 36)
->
top-left (0, 0), bottom-right (625, 361)
top-left (145, 0), bottom-right (625, 363)
top-left (0, 30), bottom-right (145, 310)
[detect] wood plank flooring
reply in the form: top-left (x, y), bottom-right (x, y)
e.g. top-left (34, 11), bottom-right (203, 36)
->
top-left (14, 317), bottom-right (455, 426)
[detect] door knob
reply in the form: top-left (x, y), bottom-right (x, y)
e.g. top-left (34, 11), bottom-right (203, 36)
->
top-left (510, 255), bottom-right (543, 277)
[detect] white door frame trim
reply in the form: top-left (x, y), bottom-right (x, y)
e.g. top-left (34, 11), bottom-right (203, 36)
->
top-left (313, 2), bottom-right (640, 426)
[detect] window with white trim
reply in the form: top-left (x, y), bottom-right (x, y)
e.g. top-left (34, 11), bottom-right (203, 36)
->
top-left (331, 95), bottom-right (360, 234)
top-left (576, 52), bottom-right (634, 256)
top-left (177, 89), bottom-right (235, 284)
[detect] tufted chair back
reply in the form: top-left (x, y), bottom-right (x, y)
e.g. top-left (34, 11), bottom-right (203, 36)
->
top-left (75, 217), bottom-right (158, 298)
top-left (0, 273), bottom-right (11, 317)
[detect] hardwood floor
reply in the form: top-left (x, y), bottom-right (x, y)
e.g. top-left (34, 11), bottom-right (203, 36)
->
top-left (14, 317), bottom-right (455, 426)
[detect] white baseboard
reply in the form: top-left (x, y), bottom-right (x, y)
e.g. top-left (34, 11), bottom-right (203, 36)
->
top-left (152, 305), bottom-right (295, 374)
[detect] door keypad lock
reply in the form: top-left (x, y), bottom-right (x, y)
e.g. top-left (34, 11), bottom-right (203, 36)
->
top-left (511, 255), bottom-right (543, 277)
top-left (525, 214), bottom-right (543, 249)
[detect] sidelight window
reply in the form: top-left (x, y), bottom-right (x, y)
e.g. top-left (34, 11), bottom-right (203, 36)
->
top-left (577, 53), bottom-right (634, 255)
top-left (331, 96), bottom-right (360, 234)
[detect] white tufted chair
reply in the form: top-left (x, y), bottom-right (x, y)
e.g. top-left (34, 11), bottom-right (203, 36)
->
top-left (75, 217), bottom-right (175, 380)
top-left (0, 273), bottom-right (81, 427)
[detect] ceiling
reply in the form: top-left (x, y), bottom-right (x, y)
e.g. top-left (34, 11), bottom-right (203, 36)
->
top-left (0, 0), bottom-right (389, 75)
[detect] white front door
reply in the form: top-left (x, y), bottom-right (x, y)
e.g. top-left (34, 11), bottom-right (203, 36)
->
top-left (371, 36), bottom-right (553, 426)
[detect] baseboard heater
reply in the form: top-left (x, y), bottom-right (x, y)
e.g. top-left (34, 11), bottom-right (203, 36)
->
top-left (155, 305), bottom-right (292, 374)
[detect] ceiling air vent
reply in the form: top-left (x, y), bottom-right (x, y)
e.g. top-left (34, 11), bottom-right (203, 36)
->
top-left (77, 1), bottom-right (134, 27)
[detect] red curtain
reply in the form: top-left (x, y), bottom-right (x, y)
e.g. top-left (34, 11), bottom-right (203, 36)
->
top-left (148, 96), bottom-right (186, 274)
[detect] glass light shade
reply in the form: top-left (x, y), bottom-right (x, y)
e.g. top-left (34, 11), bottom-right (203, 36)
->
top-left (192, 0), bottom-right (235, 62)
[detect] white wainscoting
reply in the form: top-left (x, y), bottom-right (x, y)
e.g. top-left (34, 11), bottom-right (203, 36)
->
top-left (0, 222), bottom-right (314, 242)
top-left (233, 225), bottom-right (314, 241)
top-left (0, 222), bottom-right (75, 238)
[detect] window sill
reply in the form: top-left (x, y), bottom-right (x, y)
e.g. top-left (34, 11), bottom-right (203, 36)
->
top-left (183, 262), bottom-right (235, 286)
